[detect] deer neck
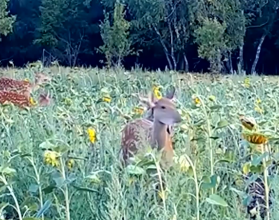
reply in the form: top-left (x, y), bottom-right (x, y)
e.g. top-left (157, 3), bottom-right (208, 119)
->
top-left (152, 119), bottom-right (174, 167)
top-left (30, 81), bottom-right (40, 91)
top-left (152, 119), bottom-right (170, 150)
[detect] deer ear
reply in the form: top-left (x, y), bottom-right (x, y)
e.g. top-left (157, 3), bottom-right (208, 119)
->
top-left (165, 85), bottom-right (175, 99)
top-left (148, 92), bottom-right (156, 108)
top-left (41, 90), bottom-right (50, 99)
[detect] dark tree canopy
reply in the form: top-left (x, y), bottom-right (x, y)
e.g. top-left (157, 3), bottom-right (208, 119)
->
top-left (1, 0), bottom-right (279, 74)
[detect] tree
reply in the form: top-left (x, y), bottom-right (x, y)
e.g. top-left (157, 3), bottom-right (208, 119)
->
top-left (0, 0), bottom-right (16, 40)
top-left (211, 0), bottom-right (246, 73)
top-left (34, 0), bottom-right (93, 66)
top-left (98, 2), bottom-right (132, 67)
top-left (250, 0), bottom-right (279, 74)
top-left (4, 0), bottom-right (42, 63)
top-left (126, 0), bottom-right (191, 71)
top-left (0, 0), bottom-right (279, 74)
top-left (194, 18), bottom-right (227, 73)
top-left (188, 0), bottom-right (268, 74)
top-left (237, 0), bottom-right (269, 72)
top-left (188, 0), bottom-right (240, 73)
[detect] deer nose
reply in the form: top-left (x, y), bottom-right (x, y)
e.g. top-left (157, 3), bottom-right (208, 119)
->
top-left (175, 112), bottom-right (182, 123)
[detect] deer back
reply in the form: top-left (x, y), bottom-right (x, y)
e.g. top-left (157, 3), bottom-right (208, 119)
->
top-left (0, 73), bottom-right (51, 93)
top-left (120, 118), bottom-right (153, 163)
top-left (0, 78), bottom-right (30, 92)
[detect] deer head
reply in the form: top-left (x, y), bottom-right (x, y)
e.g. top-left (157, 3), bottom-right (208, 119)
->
top-left (139, 86), bottom-right (177, 135)
top-left (38, 91), bottom-right (51, 106)
top-left (148, 93), bottom-right (180, 123)
top-left (32, 73), bottom-right (52, 91)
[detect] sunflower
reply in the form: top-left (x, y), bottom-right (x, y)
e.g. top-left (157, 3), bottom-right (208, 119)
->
top-left (102, 95), bottom-right (111, 103)
top-left (66, 159), bottom-right (75, 170)
top-left (133, 106), bottom-right (144, 115)
top-left (29, 97), bottom-right (37, 106)
top-left (242, 131), bottom-right (268, 145)
top-left (152, 86), bottom-right (162, 99)
top-left (194, 97), bottom-right (201, 105)
top-left (87, 127), bottom-right (96, 143)
top-left (43, 150), bottom-right (60, 167)
top-left (239, 115), bottom-right (257, 131)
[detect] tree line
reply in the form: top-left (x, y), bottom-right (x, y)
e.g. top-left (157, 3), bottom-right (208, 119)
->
top-left (0, 0), bottom-right (279, 74)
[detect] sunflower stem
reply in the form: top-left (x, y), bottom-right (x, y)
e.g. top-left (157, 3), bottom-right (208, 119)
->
top-left (261, 143), bottom-right (270, 220)
top-left (200, 96), bottom-right (214, 194)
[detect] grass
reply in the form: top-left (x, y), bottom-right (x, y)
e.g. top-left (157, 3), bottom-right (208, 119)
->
top-left (0, 65), bottom-right (279, 220)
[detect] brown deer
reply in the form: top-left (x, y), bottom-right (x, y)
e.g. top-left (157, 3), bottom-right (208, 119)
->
top-left (0, 72), bottom-right (51, 93)
top-left (120, 88), bottom-right (182, 168)
top-left (0, 86), bottom-right (51, 109)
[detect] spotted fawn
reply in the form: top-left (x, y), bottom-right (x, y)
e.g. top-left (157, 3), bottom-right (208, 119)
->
top-left (0, 72), bottom-right (51, 95)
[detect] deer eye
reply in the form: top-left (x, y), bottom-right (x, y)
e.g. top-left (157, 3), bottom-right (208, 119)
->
top-left (161, 106), bottom-right (166, 109)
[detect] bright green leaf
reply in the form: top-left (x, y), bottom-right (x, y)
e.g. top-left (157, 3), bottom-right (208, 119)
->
top-left (216, 119), bottom-right (229, 129)
top-left (126, 165), bottom-right (146, 175)
top-left (206, 194), bottom-right (228, 207)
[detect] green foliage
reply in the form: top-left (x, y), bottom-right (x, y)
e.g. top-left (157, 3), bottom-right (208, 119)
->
top-left (126, 0), bottom-right (165, 29)
top-left (0, 0), bottom-right (279, 73)
top-left (98, 2), bottom-right (132, 67)
top-left (210, 0), bottom-right (246, 50)
top-left (194, 18), bottom-right (227, 72)
top-left (34, 0), bottom-right (94, 66)
top-left (126, 0), bottom-right (191, 70)
top-left (0, 0), bottom-right (16, 40)
top-left (188, 0), bottom-right (269, 72)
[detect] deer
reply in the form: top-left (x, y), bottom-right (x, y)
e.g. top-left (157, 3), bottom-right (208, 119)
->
top-left (0, 72), bottom-right (51, 94)
top-left (120, 88), bottom-right (182, 168)
top-left (0, 86), bottom-right (51, 109)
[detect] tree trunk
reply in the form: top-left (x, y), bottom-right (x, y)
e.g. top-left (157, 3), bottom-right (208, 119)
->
top-left (222, 52), bottom-right (232, 74)
top-left (229, 52), bottom-right (233, 73)
top-left (251, 34), bottom-right (266, 75)
top-left (238, 43), bottom-right (244, 72)
top-left (167, 21), bottom-right (177, 70)
top-left (238, 11), bottom-right (245, 73)
top-left (153, 25), bottom-right (173, 70)
top-left (183, 52), bottom-right (189, 72)
top-left (210, 49), bottom-right (222, 74)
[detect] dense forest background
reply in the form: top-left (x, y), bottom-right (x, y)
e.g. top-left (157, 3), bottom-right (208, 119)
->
top-left (0, 0), bottom-right (279, 74)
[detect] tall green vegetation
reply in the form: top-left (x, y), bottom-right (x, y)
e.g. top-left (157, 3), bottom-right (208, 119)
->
top-left (0, 0), bottom-right (15, 40)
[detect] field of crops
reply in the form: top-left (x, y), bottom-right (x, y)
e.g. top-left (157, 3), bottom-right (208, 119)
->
top-left (1, 65), bottom-right (279, 220)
